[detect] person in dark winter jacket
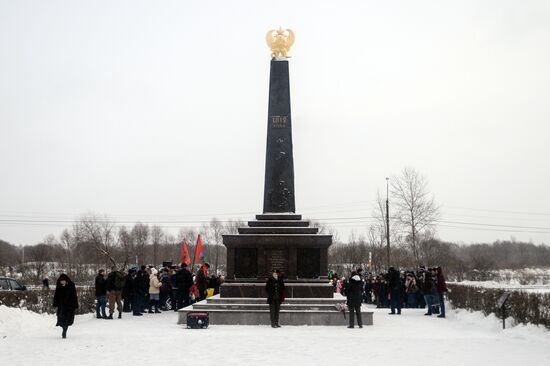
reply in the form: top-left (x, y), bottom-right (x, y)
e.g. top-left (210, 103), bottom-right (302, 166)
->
top-left (346, 271), bottom-right (364, 328)
top-left (436, 266), bottom-right (448, 318)
top-left (122, 270), bottom-right (134, 312)
top-left (422, 268), bottom-right (435, 316)
top-left (176, 263), bottom-right (193, 309)
top-left (106, 266), bottom-right (125, 319)
top-left (94, 269), bottom-right (107, 319)
top-left (132, 269), bottom-right (146, 316)
top-left (265, 269), bottom-right (285, 328)
top-left (195, 263), bottom-right (210, 301)
top-left (387, 267), bottom-right (402, 315)
top-left (53, 273), bottom-right (78, 339)
top-left (159, 269), bottom-right (171, 310)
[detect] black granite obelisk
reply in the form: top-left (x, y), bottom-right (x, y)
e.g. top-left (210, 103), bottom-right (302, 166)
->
top-left (221, 55), bottom-right (333, 298)
top-left (263, 60), bottom-right (296, 213)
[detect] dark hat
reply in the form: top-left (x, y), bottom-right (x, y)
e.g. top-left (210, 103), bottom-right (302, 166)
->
top-left (181, 263), bottom-right (188, 268)
top-left (271, 269), bottom-right (280, 274)
top-left (204, 263), bottom-right (210, 268)
top-left (57, 273), bottom-right (71, 283)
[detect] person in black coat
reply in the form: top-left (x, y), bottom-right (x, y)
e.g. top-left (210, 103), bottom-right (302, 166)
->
top-left (132, 268), bottom-right (149, 315)
top-left (176, 263), bottom-right (193, 309)
top-left (195, 263), bottom-right (210, 301)
top-left (422, 268), bottom-right (434, 316)
top-left (346, 271), bottom-right (364, 328)
top-left (387, 267), bottom-right (402, 315)
top-left (131, 270), bottom-right (143, 316)
top-left (265, 269), bottom-right (285, 328)
top-left (94, 269), bottom-right (107, 319)
top-left (53, 273), bottom-right (78, 339)
top-left (122, 270), bottom-right (135, 313)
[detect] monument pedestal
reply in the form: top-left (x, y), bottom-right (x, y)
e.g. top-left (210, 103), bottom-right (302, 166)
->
top-left (221, 213), bottom-right (333, 298)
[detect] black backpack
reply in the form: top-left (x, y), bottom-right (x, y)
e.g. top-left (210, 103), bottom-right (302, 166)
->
top-left (114, 271), bottom-right (126, 291)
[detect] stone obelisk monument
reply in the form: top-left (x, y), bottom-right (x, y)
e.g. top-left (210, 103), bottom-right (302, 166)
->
top-left (221, 28), bottom-right (333, 298)
top-left (263, 57), bottom-right (295, 213)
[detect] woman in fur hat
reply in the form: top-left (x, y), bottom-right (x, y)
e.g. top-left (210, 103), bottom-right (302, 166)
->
top-left (53, 273), bottom-right (79, 338)
top-left (148, 268), bottom-right (162, 313)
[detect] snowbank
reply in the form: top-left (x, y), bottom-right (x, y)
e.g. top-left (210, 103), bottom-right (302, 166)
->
top-left (0, 305), bottom-right (54, 338)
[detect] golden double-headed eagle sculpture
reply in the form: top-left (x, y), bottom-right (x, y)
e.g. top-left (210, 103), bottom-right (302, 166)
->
top-left (266, 28), bottom-right (295, 59)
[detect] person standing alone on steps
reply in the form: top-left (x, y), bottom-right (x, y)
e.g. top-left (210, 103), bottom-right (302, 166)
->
top-left (265, 269), bottom-right (285, 328)
top-left (53, 273), bottom-right (78, 338)
top-left (346, 270), bottom-right (364, 328)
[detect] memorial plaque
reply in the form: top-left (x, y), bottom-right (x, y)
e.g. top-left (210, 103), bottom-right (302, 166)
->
top-left (234, 248), bottom-right (258, 278)
top-left (265, 248), bottom-right (289, 275)
top-left (297, 248), bottom-right (320, 278)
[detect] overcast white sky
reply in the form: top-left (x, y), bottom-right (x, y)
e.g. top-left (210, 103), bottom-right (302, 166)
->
top-left (1, 0), bottom-right (549, 246)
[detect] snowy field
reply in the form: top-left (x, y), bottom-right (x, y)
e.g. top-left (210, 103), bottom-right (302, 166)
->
top-left (1, 305), bottom-right (549, 366)
top-left (451, 280), bottom-right (550, 293)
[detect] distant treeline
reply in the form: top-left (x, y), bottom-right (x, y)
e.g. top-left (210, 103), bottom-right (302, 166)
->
top-left (329, 238), bottom-right (550, 279)
top-left (2, 223), bottom-right (550, 285)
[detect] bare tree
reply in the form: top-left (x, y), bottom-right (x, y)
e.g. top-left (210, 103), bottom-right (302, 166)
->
top-left (365, 224), bottom-right (386, 272)
top-left (59, 229), bottom-right (76, 274)
top-left (131, 223), bottom-right (150, 265)
top-left (118, 226), bottom-right (134, 266)
top-left (150, 225), bottom-right (164, 265)
top-left (74, 213), bottom-right (118, 268)
top-left (206, 218), bottom-right (225, 274)
top-left (390, 167), bottom-right (440, 265)
top-left (26, 235), bottom-right (55, 284)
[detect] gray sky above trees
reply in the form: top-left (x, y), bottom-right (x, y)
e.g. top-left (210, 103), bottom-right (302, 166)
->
top-left (1, 0), bottom-right (549, 246)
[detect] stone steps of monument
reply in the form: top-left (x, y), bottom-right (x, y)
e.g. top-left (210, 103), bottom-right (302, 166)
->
top-left (256, 214), bottom-right (302, 221)
top-left (207, 297), bottom-right (342, 305)
top-left (192, 303), bottom-right (338, 311)
top-left (176, 295), bottom-right (374, 326)
top-left (238, 227), bottom-right (318, 234)
top-left (248, 220), bottom-right (310, 227)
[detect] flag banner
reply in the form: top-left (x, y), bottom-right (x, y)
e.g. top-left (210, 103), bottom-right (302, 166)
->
top-left (194, 234), bottom-right (204, 265)
top-left (181, 239), bottom-right (191, 266)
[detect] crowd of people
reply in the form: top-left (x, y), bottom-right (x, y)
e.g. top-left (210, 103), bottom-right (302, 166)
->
top-left (94, 262), bottom-right (226, 319)
top-left (332, 265), bottom-right (449, 327)
top-left (51, 262), bottom-right (448, 337)
top-left (51, 261), bottom-right (224, 338)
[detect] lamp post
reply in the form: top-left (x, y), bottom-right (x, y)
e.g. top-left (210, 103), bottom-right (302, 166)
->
top-left (386, 177), bottom-right (390, 269)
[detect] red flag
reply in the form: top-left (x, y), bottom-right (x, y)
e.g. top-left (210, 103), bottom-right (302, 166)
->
top-left (194, 234), bottom-right (203, 265)
top-left (181, 239), bottom-right (191, 266)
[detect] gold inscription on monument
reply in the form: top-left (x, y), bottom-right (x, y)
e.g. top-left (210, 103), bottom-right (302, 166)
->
top-left (271, 115), bottom-right (288, 128)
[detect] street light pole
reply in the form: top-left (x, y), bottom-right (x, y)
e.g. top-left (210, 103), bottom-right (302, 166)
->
top-left (386, 177), bottom-right (390, 270)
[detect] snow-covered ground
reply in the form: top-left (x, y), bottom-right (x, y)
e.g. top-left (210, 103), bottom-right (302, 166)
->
top-left (1, 304), bottom-right (549, 366)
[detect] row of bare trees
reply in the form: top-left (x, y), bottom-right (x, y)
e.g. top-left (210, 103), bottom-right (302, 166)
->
top-left (0, 217), bottom-right (243, 284)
